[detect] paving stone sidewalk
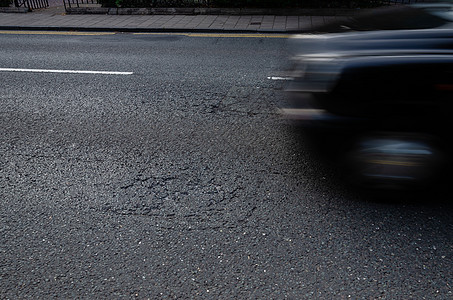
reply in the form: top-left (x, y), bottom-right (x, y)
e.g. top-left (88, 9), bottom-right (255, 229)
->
top-left (0, 6), bottom-right (350, 33)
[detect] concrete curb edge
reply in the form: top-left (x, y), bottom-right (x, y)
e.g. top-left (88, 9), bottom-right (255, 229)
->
top-left (0, 25), bottom-right (307, 34)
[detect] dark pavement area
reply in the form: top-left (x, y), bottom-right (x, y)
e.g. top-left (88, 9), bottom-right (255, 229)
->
top-left (0, 32), bottom-right (452, 298)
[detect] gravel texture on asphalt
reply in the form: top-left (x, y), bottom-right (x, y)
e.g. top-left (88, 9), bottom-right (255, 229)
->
top-left (1, 33), bottom-right (452, 299)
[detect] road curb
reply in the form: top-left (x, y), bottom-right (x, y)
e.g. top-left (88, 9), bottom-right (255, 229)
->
top-left (0, 25), bottom-right (305, 34)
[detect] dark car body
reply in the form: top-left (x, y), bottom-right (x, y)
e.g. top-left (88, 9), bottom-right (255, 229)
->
top-left (282, 3), bottom-right (453, 188)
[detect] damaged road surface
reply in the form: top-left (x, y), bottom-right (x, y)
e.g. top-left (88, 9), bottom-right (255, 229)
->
top-left (0, 32), bottom-right (452, 298)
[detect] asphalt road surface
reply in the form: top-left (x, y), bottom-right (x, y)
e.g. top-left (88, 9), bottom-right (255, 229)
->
top-left (1, 31), bottom-right (452, 299)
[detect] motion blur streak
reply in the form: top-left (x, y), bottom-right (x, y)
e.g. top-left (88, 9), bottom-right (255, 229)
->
top-left (282, 2), bottom-right (453, 190)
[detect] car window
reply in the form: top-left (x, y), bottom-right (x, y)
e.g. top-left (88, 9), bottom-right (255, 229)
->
top-left (314, 5), bottom-right (448, 33)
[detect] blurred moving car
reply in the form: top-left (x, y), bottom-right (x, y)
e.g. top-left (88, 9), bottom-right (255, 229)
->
top-left (282, 2), bottom-right (453, 189)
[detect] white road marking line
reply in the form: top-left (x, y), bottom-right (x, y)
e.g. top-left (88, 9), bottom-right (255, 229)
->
top-left (0, 31), bottom-right (116, 36)
top-left (267, 76), bottom-right (293, 80)
top-left (0, 68), bottom-right (133, 75)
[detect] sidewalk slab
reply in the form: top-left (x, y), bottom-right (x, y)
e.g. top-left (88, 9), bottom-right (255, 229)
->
top-left (0, 6), bottom-right (352, 33)
top-left (63, 7), bottom-right (367, 16)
